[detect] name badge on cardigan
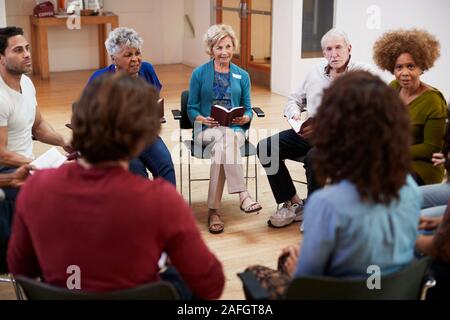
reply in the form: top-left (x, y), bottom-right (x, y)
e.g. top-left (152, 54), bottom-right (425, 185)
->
top-left (232, 73), bottom-right (242, 79)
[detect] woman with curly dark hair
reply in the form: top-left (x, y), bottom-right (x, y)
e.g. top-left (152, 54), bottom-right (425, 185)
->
top-left (242, 72), bottom-right (422, 299)
top-left (293, 70), bottom-right (421, 278)
top-left (373, 29), bottom-right (447, 186)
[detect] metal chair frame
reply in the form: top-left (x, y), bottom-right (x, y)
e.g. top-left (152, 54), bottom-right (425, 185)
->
top-left (172, 90), bottom-right (265, 205)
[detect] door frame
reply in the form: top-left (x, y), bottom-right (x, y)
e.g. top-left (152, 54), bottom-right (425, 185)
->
top-left (215, 0), bottom-right (271, 75)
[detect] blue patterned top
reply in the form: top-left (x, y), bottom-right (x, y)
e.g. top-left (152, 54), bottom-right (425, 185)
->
top-left (212, 71), bottom-right (232, 109)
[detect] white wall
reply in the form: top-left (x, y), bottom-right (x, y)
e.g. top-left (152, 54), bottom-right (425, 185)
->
top-left (336, 0), bottom-right (450, 101)
top-left (272, 0), bottom-right (450, 100)
top-left (5, 0), bottom-right (184, 72)
top-left (272, 0), bottom-right (321, 97)
top-left (105, 0), bottom-right (184, 65)
top-left (250, 0), bottom-right (271, 61)
top-left (0, 0), bottom-right (6, 27)
top-left (181, 0), bottom-right (211, 67)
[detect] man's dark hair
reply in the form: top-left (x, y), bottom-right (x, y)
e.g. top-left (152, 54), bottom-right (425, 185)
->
top-left (0, 27), bottom-right (24, 55)
top-left (72, 72), bottom-right (161, 164)
top-left (312, 71), bottom-right (412, 204)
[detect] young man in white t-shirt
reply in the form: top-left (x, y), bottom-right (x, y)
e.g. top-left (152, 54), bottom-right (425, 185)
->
top-left (0, 27), bottom-right (71, 166)
top-left (0, 26), bottom-right (71, 272)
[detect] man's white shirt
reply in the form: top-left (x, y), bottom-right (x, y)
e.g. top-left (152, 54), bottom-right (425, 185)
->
top-left (0, 74), bottom-right (37, 160)
top-left (283, 59), bottom-right (374, 119)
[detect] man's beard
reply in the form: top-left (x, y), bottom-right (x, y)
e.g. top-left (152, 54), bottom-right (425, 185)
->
top-left (6, 62), bottom-right (32, 75)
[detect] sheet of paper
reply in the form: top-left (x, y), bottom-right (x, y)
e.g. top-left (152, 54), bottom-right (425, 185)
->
top-left (31, 147), bottom-right (67, 170)
top-left (288, 118), bottom-right (304, 133)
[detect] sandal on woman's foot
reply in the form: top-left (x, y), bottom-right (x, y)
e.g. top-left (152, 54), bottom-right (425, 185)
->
top-left (208, 213), bottom-right (224, 234)
top-left (240, 195), bottom-right (262, 214)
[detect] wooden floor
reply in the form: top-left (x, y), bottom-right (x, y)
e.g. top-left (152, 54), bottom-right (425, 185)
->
top-left (0, 64), bottom-right (307, 300)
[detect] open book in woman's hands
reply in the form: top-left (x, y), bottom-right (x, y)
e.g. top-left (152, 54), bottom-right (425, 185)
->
top-left (211, 105), bottom-right (245, 126)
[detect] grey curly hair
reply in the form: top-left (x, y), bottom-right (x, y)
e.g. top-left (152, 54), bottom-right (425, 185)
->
top-left (105, 27), bottom-right (143, 56)
top-left (203, 24), bottom-right (238, 57)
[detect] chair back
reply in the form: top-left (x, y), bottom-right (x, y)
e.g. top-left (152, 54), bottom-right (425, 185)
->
top-left (180, 90), bottom-right (193, 129)
top-left (286, 257), bottom-right (432, 300)
top-left (14, 276), bottom-right (180, 300)
top-left (427, 258), bottom-right (450, 300)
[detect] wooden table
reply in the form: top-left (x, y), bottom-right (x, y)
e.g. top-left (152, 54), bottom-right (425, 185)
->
top-left (29, 14), bottom-right (119, 80)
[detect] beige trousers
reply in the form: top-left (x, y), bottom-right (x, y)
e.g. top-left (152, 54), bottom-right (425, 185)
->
top-left (195, 127), bottom-right (246, 209)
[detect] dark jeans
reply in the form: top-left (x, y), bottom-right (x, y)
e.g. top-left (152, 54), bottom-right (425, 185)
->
top-left (129, 136), bottom-right (176, 186)
top-left (257, 129), bottom-right (320, 204)
top-left (0, 167), bottom-right (19, 273)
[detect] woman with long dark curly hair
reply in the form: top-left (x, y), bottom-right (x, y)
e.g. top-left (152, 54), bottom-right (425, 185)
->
top-left (293, 70), bottom-right (421, 278)
top-left (373, 29), bottom-right (447, 186)
top-left (243, 71), bottom-right (422, 299)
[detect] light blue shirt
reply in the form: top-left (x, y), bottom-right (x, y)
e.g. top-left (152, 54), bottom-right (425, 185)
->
top-left (295, 175), bottom-right (421, 279)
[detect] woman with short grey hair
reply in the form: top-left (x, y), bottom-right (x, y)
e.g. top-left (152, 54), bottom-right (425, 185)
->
top-left (105, 27), bottom-right (143, 57)
top-left (87, 27), bottom-right (175, 186)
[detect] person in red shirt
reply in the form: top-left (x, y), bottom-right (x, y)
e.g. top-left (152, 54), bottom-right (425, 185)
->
top-left (7, 72), bottom-right (225, 299)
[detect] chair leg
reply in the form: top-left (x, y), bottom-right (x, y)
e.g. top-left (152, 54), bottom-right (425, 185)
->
top-left (245, 155), bottom-right (249, 189)
top-left (421, 279), bottom-right (437, 300)
top-left (0, 275), bottom-right (23, 300)
top-left (254, 159), bottom-right (258, 202)
top-left (188, 152), bottom-right (192, 206)
top-left (11, 277), bottom-right (23, 300)
top-left (179, 131), bottom-right (183, 196)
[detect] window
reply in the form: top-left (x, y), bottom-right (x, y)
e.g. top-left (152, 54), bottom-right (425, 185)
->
top-left (301, 0), bottom-right (334, 58)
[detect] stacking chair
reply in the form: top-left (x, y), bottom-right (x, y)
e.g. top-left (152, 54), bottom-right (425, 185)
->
top-left (289, 156), bottom-right (308, 186)
top-left (238, 257), bottom-right (436, 300)
top-left (0, 274), bottom-right (24, 300)
top-left (172, 90), bottom-right (265, 204)
top-left (284, 105), bottom-right (309, 186)
top-left (14, 276), bottom-right (180, 300)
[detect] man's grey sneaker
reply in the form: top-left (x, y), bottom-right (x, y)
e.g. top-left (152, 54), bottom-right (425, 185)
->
top-left (268, 200), bottom-right (304, 228)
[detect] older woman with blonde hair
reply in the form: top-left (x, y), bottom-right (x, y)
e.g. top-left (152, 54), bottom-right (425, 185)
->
top-left (373, 29), bottom-right (447, 186)
top-left (187, 24), bottom-right (261, 234)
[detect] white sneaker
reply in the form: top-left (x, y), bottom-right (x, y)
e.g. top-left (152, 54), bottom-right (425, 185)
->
top-left (294, 201), bottom-right (304, 222)
top-left (269, 200), bottom-right (304, 228)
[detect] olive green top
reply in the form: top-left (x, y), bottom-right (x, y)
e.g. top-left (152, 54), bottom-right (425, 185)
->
top-left (391, 80), bottom-right (447, 185)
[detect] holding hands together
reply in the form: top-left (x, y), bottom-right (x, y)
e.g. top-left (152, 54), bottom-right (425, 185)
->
top-left (418, 216), bottom-right (442, 231)
top-left (431, 152), bottom-right (446, 166)
top-left (278, 244), bottom-right (300, 278)
top-left (196, 114), bottom-right (250, 127)
top-left (196, 116), bottom-right (219, 128)
top-left (231, 115), bottom-right (251, 125)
